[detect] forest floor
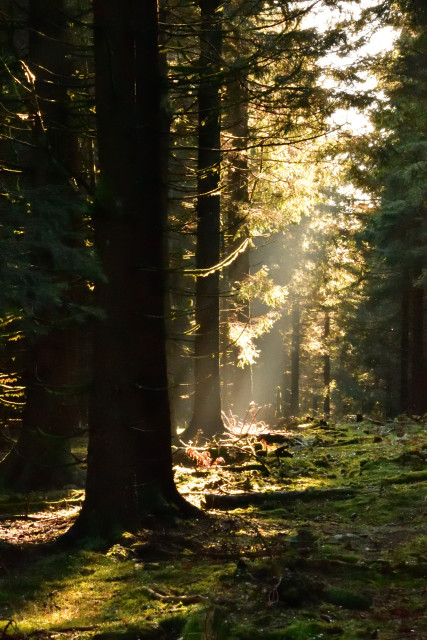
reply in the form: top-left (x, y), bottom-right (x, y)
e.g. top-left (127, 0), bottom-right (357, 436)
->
top-left (0, 415), bottom-right (425, 640)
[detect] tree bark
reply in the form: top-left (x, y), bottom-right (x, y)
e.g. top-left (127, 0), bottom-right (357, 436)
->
top-left (185, 0), bottom-right (224, 440)
top-left (323, 309), bottom-right (331, 419)
top-left (410, 282), bottom-right (425, 414)
top-left (69, 0), bottom-right (196, 542)
top-left (224, 76), bottom-right (252, 419)
top-left (290, 299), bottom-right (301, 417)
top-left (400, 283), bottom-right (410, 414)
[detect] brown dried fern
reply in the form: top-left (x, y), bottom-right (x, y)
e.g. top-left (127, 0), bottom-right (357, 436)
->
top-left (185, 447), bottom-right (212, 468)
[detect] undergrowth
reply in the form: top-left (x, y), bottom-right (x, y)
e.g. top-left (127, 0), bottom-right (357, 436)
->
top-left (0, 416), bottom-right (425, 639)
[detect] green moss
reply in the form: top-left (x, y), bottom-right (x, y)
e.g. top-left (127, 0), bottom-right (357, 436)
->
top-left (160, 613), bottom-right (187, 635)
top-left (324, 587), bottom-right (372, 610)
top-left (381, 469), bottom-right (427, 485)
top-left (267, 621), bottom-right (343, 639)
top-left (182, 607), bottom-right (229, 640)
top-left (0, 418), bottom-right (425, 639)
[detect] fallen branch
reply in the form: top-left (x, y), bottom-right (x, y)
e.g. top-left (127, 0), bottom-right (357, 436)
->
top-left (203, 487), bottom-right (357, 510)
top-left (29, 626), bottom-right (98, 635)
top-left (221, 463), bottom-right (266, 472)
top-left (1, 620), bottom-right (17, 639)
top-left (140, 585), bottom-right (208, 604)
top-left (0, 514), bottom-right (39, 521)
top-left (256, 432), bottom-right (299, 445)
top-left (218, 440), bottom-right (272, 475)
top-left (381, 470), bottom-right (427, 486)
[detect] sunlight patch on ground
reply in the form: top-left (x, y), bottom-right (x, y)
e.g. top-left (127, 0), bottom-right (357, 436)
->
top-left (0, 506), bottom-right (79, 544)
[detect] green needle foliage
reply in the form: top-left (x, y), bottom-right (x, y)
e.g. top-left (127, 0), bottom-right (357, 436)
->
top-left (0, 186), bottom-right (100, 338)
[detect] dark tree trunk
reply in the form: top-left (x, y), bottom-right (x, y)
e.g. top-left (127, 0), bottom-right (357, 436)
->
top-left (290, 299), bottom-right (301, 417)
top-left (400, 284), bottom-right (410, 414)
top-left (185, 0), bottom-right (224, 440)
top-left (225, 77), bottom-right (252, 419)
top-left (323, 309), bottom-right (331, 418)
top-left (69, 0), bottom-right (195, 543)
top-left (0, 330), bottom-right (84, 491)
top-left (0, 0), bottom-right (84, 491)
top-left (410, 283), bottom-right (425, 414)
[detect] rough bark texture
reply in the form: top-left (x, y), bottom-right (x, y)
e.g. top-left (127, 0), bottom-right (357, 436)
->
top-left (185, 0), bottom-right (224, 440)
top-left (224, 77), bottom-right (252, 419)
top-left (69, 0), bottom-right (195, 542)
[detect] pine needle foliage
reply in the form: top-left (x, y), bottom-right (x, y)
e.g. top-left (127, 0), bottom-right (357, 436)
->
top-left (0, 185), bottom-right (101, 338)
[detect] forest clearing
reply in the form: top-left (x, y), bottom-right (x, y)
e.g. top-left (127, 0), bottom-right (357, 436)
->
top-left (0, 414), bottom-right (425, 640)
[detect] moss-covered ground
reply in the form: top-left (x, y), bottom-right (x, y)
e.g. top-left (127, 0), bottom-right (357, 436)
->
top-left (0, 416), bottom-right (425, 639)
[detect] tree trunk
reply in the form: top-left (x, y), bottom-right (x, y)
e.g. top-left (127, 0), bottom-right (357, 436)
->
top-left (185, 0), bottom-right (224, 440)
top-left (323, 309), bottom-right (331, 419)
top-left (225, 76), bottom-right (252, 419)
top-left (400, 284), bottom-right (410, 414)
top-left (0, 330), bottom-right (85, 491)
top-left (69, 0), bottom-right (196, 543)
top-left (290, 299), bottom-right (301, 417)
top-left (410, 283), bottom-right (425, 414)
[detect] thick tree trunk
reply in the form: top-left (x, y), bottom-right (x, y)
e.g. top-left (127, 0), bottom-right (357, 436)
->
top-left (185, 0), bottom-right (224, 440)
top-left (290, 299), bottom-right (301, 417)
top-left (69, 0), bottom-right (195, 542)
top-left (225, 77), bottom-right (252, 419)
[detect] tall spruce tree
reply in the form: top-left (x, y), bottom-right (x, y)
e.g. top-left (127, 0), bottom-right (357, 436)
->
top-left (68, 0), bottom-right (196, 542)
top-left (185, 0), bottom-right (225, 440)
top-left (346, 0), bottom-right (427, 414)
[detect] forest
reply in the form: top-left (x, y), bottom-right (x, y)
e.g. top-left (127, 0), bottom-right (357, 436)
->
top-left (0, 0), bottom-right (426, 639)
